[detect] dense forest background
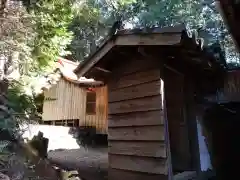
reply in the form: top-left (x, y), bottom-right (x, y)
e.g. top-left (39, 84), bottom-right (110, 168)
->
top-left (0, 0), bottom-right (239, 147)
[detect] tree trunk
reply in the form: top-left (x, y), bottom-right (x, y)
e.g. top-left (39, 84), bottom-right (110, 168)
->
top-left (0, 0), bottom-right (10, 126)
top-left (216, 0), bottom-right (240, 51)
top-left (0, 0), bottom-right (7, 16)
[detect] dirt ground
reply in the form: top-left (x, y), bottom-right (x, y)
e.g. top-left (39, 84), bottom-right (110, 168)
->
top-left (48, 147), bottom-right (108, 180)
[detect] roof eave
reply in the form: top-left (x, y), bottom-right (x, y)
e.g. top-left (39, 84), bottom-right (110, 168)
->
top-left (74, 32), bottom-right (183, 77)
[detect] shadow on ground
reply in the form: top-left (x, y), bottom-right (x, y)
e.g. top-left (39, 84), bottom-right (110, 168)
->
top-left (47, 126), bottom-right (108, 180)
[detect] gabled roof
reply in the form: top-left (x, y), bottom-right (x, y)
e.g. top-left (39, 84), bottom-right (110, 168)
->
top-left (74, 24), bottom-right (209, 77)
top-left (41, 58), bottom-right (103, 91)
top-left (57, 57), bottom-right (79, 82)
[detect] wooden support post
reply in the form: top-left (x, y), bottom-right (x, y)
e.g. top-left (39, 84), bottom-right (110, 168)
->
top-left (160, 78), bottom-right (173, 180)
top-left (184, 78), bottom-right (201, 174)
top-left (164, 64), bottom-right (184, 76)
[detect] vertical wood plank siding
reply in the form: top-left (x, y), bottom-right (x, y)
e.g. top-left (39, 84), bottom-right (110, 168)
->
top-left (223, 70), bottom-right (240, 101)
top-left (42, 79), bottom-right (108, 133)
top-left (108, 58), bottom-right (168, 179)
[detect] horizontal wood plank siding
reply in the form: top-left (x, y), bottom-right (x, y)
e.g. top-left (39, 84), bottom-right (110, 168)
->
top-left (109, 95), bottom-right (161, 114)
top-left (108, 57), bottom-right (168, 179)
top-left (109, 154), bottom-right (168, 174)
top-left (111, 57), bottom-right (160, 76)
top-left (109, 69), bottom-right (160, 90)
top-left (108, 110), bottom-right (164, 127)
top-left (109, 141), bottom-right (166, 158)
top-left (108, 126), bottom-right (165, 141)
top-left (109, 80), bottom-right (161, 102)
top-left (109, 168), bottom-right (168, 180)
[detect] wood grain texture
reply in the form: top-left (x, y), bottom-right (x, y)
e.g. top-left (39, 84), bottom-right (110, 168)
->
top-left (111, 57), bottom-right (160, 76)
top-left (108, 110), bottom-right (164, 127)
top-left (109, 154), bottom-right (168, 174)
top-left (109, 80), bottom-right (161, 102)
top-left (107, 56), bottom-right (168, 178)
top-left (109, 69), bottom-right (160, 90)
top-left (109, 141), bottom-right (166, 158)
top-left (42, 80), bottom-right (108, 133)
top-left (75, 41), bottom-right (114, 77)
top-left (108, 126), bottom-right (165, 141)
top-left (42, 79), bottom-right (85, 121)
top-left (109, 168), bottom-right (168, 180)
top-left (164, 68), bottom-right (191, 170)
top-left (223, 71), bottom-right (240, 102)
top-left (109, 95), bottom-right (162, 114)
top-left (115, 33), bottom-right (182, 46)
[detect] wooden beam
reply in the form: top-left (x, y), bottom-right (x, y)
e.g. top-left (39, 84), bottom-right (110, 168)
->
top-left (108, 126), bottom-right (165, 141)
top-left (109, 95), bottom-right (162, 114)
top-left (116, 33), bottom-right (182, 46)
top-left (109, 80), bottom-right (161, 102)
top-left (109, 69), bottom-right (160, 90)
top-left (164, 64), bottom-right (184, 76)
top-left (109, 154), bottom-right (168, 175)
top-left (95, 66), bottom-right (111, 73)
top-left (75, 33), bottom-right (183, 78)
top-left (109, 141), bottom-right (166, 158)
top-left (108, 111), bottom-right (164, 127)
top-left (75, 41), bottom-right (115, 77)
top-left (160, 77), bottom-right (173, 179)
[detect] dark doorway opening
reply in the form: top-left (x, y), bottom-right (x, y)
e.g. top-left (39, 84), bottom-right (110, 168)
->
top-left (202, 102), bottom-right (240, 180)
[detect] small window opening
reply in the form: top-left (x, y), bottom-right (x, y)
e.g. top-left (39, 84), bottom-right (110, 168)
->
top-left (86, 90), bottom-right (96, 114)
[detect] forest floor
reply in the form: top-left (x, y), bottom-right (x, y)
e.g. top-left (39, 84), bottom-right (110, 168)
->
top-left (48, 148), bottom-right (108, 180)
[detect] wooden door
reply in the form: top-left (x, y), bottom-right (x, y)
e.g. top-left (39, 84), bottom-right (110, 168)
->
top-left (164, 68), bottom-right (192, 173)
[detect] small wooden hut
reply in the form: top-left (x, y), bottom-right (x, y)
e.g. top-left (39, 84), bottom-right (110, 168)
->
top-left (74, 24), bottom-right (224, 179)
top-left (42, 58), bottom-right (108, 134)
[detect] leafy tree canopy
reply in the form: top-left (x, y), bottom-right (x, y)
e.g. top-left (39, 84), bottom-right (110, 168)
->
top-left (0, 1), bottom-right (239, 177)
top-left (1, 0), bottom-right (239, 136)
top-left (68, 0), bottom-right (239, 66)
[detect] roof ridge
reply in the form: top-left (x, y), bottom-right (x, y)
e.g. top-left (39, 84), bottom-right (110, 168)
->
top-left (58, 58), bottom-right (79, 67)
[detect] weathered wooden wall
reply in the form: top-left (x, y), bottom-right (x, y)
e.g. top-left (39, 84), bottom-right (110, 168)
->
top-left (164, 68), bottom-right (192, 173)
top-left (42, 79), bottom-right (108, 133)
top-left (108, 57), bottom-right (168, 180)
top-left (85, 86), bottom-right (108, 133)
top-left (222, 70), bottom-right (240, 101)
top-left (42, 79), bottom-right (85, 121)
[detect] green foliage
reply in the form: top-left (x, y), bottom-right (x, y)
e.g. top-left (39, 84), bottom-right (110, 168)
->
top-left (28, 0), bottom-right (74, 69)
top-left (68, 0), bottom-right (239, 66)
top-left (0, 0), bottom-right (75, 148)
top-left (7, 84), bottom-right (43, 117)
top-left (0, 141), bottom-right (10, 152)
top-left (67, 0), bottom-right (139, 61)
top-left (1, 0), bottom-right (239, 143)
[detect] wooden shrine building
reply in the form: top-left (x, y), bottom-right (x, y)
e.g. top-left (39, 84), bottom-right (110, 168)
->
top-left (41, 58), bottom-right (108, 134)
top-left (74, 24), bottom-right (224, 179)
